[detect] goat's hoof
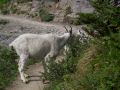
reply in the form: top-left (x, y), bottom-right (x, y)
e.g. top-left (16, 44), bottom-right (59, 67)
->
top-left (24, 73), bottom-right (29, 78)
top-left (43, 79), bottom-right (50, 84)
top-left (42, 77), bottom-right (49, 84)
top-left (39, 71), bottom-right (45, 74)
top-left (23, 79), bottom-right (29, 84)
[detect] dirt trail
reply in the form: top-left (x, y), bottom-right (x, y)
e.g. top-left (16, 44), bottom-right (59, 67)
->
top-left (6, 63), bottom-right (46, 90)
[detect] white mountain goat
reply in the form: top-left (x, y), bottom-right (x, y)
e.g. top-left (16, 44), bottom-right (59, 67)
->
top-left (9, 26), bottom-right (73, 83)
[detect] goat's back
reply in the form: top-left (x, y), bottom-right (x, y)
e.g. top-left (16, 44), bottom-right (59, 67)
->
top-left (9, 33), bottom-right (53, 58)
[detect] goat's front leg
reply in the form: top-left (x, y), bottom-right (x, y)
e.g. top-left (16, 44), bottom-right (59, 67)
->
top-left (18, 54), bottom-right (28, 83)
top-left (41, 53), bottom-right (56, 84)
top-left (44, 54), bottom-right (51, 73)
top-left (44, 52), bottom-right (57, 73)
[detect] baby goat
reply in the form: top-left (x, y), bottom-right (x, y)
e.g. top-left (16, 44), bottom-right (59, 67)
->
top-left (9, 26), bottom-right (72, 83)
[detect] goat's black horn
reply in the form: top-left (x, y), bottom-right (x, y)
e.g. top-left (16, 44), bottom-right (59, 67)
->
top-left (64, 26), bottom-right (68, 32)
top-left (69, 25), bottom-right (72, 34)
top-left (69, 25), bottom-right (72, 31)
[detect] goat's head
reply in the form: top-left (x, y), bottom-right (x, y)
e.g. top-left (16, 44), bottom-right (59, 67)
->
top-left (64, 25), bottom-right (72, 37)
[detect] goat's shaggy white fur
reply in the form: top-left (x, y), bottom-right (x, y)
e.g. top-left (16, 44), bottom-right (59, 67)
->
top-left (9, 33), bottom-right (71, 83)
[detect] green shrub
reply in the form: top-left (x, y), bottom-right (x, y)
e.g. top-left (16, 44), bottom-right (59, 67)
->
top-left (76, 13), bottom-right (97, 25)
top-left (39, 9), bottom-right (55, 22)
top-left (17, 0), bottom-right (32, 3)
top-left (44, 37), bottom-right (88, 90)
top-left (45, 0), bottom-right (120, 90)
top-left (0, 8), bottom-right (10, 15)
top-left (49, 0), bottom-right (59, 3)
top-left (46, 35), bottom-right (120, 90)
top-left (10, 6), bottom-right (18, 14)
top-left (0, 0), bottom-right (10, 14)
top-left (71, 1), bottom-right (120, 90)
top-left (65, 6), bottom-right (72, 15)
top-left (0, 45), bottom-right (18, 90)
top-left (79, 33), bottom-right (120, 90)
top-left (76, 0), bottom-right (120, 36)
top-left (0, 0), bottom-right (9, 5)
top-left (0, 19), bottom-right (9, 25)
top-left (48, 37), bottom-right (85, 80)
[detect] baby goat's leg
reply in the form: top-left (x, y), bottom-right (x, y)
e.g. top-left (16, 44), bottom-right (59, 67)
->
top-left (18, 54), bottom-right (28, 83)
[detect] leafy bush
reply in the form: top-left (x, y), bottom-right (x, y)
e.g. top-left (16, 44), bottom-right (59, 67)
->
top-left (0, 45), bottom-right (18, 90)
top-left (44, 36), bottom-right (88, 90)
top-left (46, 74), bottom-right (82, 90)
top-left (39, 9), bottom-right (55, 22)
top-left (76, 0), bottom-right (120, 36)
top-left (49, 0), bottom-right (59, 3)
top-left (0, 19), bottom-right (9, 25)
top-left (80, 33), bottom-right (120, 90)
top-left (0, 0), bottom-right (9, 5)
top-left (45, 35), bottom-right (120, 90)
top-left (0, 0), bottom-right (10, 14)
top-left (45, 0), bottom-right (120, 90)
top-left (76, 13), bottom-right (97, 25)
top-left (0, 8), bottom-right (10, 15)
top-left (16, 0), bottom-right (32, 3)
top-left (48, 37), bottom-right (85, 80)
top-left (74, 1), bottom-right (120, 90)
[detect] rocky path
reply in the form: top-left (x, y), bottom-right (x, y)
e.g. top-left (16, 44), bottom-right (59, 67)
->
top-left (5, 63), bottom-right (47, 90)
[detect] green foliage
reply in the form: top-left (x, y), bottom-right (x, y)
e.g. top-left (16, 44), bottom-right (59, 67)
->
top-left (74, 1), bottom-right (120, 89)
top-left (0, 0), bottom-right (10, 14)
top-left (0, 45), bottom-right (18, 90)
top-left (80, 33), bottom-right (120, 90)
top-left (47, 61), bottom-right (65, 81)
top-left (49, 0), bottom-right (59, 3)
top-left (0, 0), bottom-right (9, 5)
top-left (10, 5), bottom-right (18, 14)
top-left (65, 6), bottom-right (72, 15)
top-left (76, 13), bottom-right (97, 25)
top-left (45, 37), bottom-right (88, 90)
top-left (45, 1), bottom-right (120, 90)
top-left (92, 0), bottom-right (120, 34)
top-left (0, 8), bottom-right (10, 15)
top-left (0, 19), bottom-right (9, 25)
top-left (76, 0), bottom-right (120, 36)
top-left (48, 37), bottom-right (85, 80)
top-left (39, 9), bottom-right (55, 22)
top-left (16, 0), bottom-right (32, 3)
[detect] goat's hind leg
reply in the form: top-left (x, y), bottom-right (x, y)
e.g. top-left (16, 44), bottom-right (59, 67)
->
top-left (18, 54), bottom-right (29, 83)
